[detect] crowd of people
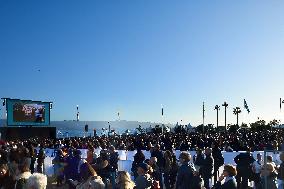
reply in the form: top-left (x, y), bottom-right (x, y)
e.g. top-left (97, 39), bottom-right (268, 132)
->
top-left (0, 128), bottom-right (283, 189)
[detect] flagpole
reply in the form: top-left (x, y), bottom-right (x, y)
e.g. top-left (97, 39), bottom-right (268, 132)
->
top-left (161, 104), bottom-right (164, 134)
top-left (203, 102), bottom-right (205, 133)
top-left (280, 98), bottom-right (282, 112)
top-left (76, 105), bottom-right (79, 122)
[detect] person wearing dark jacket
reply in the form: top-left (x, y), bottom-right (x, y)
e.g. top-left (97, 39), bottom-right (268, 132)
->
top-left (214, 164), bottom-right (237, 189)
top-left (193, 148), bottom-right (205, 173)
top-left (151, 144), bottom-right (165, 171)
top-left (200, 148), bottom-right (214, 189)
top-left (131, 150), bottom-right (145, 179)
top-left (163, 150), bottom-right (173, 189)
top-left (176, 152), bottom-right (195, 189)
top-left (149, 157), bottom-right (163, 189)
top-left (135, 163), bottom-right (153, 189)
top-left (108, 146), bottom-right (119, 189)
top-left (36, 147), bottom-right (45, 173)
top-left (212, 142), bottom-right (224, 184)
top-left (234, 150), bottom-right (255, 189)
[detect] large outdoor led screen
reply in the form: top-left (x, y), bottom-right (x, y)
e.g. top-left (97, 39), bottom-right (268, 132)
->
top-left (6, 99), bottom-right (50, 126)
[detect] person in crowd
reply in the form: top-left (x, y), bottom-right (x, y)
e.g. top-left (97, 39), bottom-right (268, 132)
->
top-left (163, 150), bottom-right (173, 189)
top-left (252, 153), bottom-right (262, 189)
top-left (64, 148), bottom-right (76, 180)
top-left (213, 164), bottom-right (237, 189)
top-left (176, 152), bottom-right (195, 189)
top-left (52, 149), bottom-right (65, 186)
top-left (94, 150), bottom-right (111, 187)
top-left (131, 150), bottom-right (145, 179)
top-left (8, 148), bottom-right (20, 181)
top-left (36, 146), bottom-right (45, 173)
top-left (200, 147), bottom-right (214, 189)
top-left (151, 144), bottom-right (165, 171)
top-left (169, 155), bottom-right (179, 189)
top-left (260, 163), bottom-right (277, 189)
top-left (135, 163), bottom-right (153, 189)
top-left (212, 142), bottom-right (224, 184)
top-left (108, 145), bottom-right (119, 189)
top-left (149, 157), bottom-right (162, 189)
top-left (267, 155), bottom-right (277, 170)
top-left (86, 145), bottom-right (94, 164)
top-left (277, 152), bottom-right (284, 189)
top-left (193, 148), bottom-right (205, 173)
top-left (0, 146), bottom-right (8, 165)
top-left (0, 164), bottom-right (15, 189)
top-left (26, 173), bottom-right (47, 189)
top-left (115, 171), bottom-right (135, 189)
top-left (234, 149), bottom-right (255, 189)
top-left (28, 144), bottom-right (36, 174)
top-left (15, 158), bottom-right (32, 189)
top-left (223, 143), bottom-right (234, 152)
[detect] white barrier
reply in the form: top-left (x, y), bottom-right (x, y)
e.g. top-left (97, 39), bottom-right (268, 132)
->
top-left (41, 149), bottom-right (282, 176)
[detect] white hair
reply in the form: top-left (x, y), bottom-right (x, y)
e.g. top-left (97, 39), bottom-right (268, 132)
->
top-left (27, 173), bottom-right (47, 189)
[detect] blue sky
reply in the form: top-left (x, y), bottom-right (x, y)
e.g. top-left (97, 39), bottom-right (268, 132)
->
top-left (0, 0), bottom-right (284, 126)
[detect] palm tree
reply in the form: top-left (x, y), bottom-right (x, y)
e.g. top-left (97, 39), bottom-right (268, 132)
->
top-left (233, 107), bottom-right (241, 126)
top-left (214, 105), bottom-right (220, 128)
top-left (222, 102), bottom-right (228, 130)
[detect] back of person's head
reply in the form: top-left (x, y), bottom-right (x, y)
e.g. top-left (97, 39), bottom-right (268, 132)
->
top-left (109, 145), bottom-right (115, 152)
top-left (149, 157), bottom-right (157, 165)
top-left (267, 155), bottom-right (273, 162)
top-left (27, 173), bottom-right (47, 189)
top-left (164, 150), bottom-right (172, 159)
top-left (196, 148), bottom-right (203, 155)
top-left (179, 152), bottom-right (191, 163)
top-left (154, 144), bottom-right (160, 150)
top-left (205, 148), bottom-right (212, 155)
top-left (224, 164), bottom-right (237, 177)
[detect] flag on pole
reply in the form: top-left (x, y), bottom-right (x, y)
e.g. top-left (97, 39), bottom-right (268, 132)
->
top-left (244, 99), bottom-right (250, 113)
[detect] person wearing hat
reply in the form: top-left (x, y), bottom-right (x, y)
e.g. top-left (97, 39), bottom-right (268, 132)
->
top-left (135, 163), bottom-right (153, 189)
top-left (214, 164), bottom-right (237, 189)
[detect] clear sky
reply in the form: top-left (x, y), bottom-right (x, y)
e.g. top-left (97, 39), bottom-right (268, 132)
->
top-left (0, 0), bottom-right (284, 126)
